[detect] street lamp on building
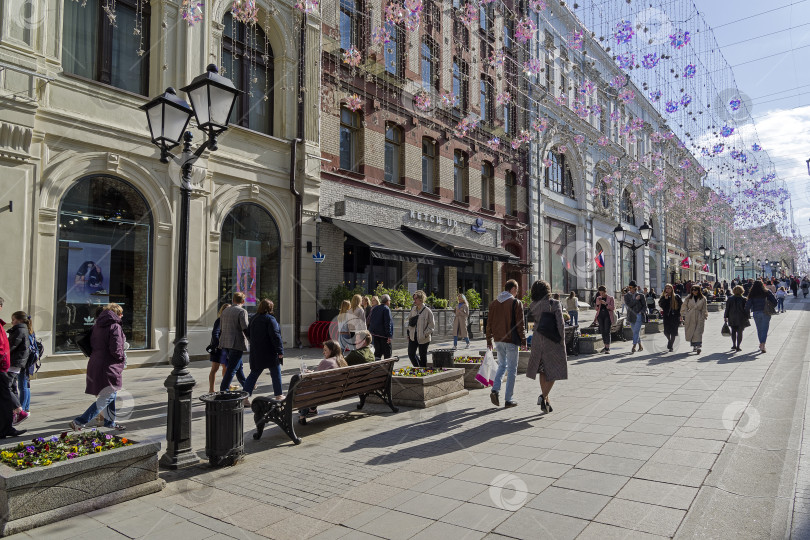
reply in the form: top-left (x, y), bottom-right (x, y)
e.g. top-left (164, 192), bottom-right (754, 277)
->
top-left (704, 246), bottom-right (725, 281)
top-left (614, 221), bottom-right (653, 283)
top-left (141, 64), bottom-right (239, 469)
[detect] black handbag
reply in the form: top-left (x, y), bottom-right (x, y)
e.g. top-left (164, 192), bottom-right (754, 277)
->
top-left (537, 303), bottom-right (562, 343)
top-left (721, 322), bottom-right (731, 337)
top-left (409, 308), bottom-right (424, 328)
top-left (76, 328), bottom-right (93, 357)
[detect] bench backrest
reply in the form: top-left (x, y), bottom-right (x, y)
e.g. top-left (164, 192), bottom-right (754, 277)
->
top-left (290, 358), bottom-right (397, 410)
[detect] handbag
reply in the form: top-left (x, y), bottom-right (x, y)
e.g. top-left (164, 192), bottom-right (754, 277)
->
top-left (76, 328), bottom-right (93, 357)
top-left (537, 311), bottom-right (562, 343)
top-left (408, 307), bottom-right (423, 328)
top-left (721, 322), bottom-right (731, 337)
top-left (764, 298), bottom-right (777, 317)
top-left (475, 350), bottom-right (498, 387)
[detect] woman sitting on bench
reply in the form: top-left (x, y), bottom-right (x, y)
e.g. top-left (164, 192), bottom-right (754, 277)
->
top-left (299, 340), bottom-right (348, 421)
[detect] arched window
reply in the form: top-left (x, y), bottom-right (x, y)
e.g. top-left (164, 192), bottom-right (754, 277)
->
top-left (545, 150), bottom-right (574, 198)
top-left (384, 124), bottom-right (403, 184)
top-left (219, 204), bottom-right (281, 312)
top-left (481, 161), bottom-right (494, 211)
top-left (223, 12), bottom-right (274, 134)
top-left (598, 174), bottom-right (610, 209)
top-left (620, 189), bottom-right (635, 225)
top-left (55, 176), bottom-right (153, 353)
top-left (62, 0), bottom-right (150, 95)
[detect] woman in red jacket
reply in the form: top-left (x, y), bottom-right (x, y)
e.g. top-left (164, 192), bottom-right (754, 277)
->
top-left (0, 297), bottom-right (27, 438)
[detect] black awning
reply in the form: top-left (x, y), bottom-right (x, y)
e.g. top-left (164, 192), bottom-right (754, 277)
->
top-left (327, 219), bottom-right (466, 265)
top-left (404, 226), bottom-right (519, 262)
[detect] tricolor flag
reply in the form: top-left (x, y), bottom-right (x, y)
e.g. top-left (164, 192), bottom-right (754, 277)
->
top-left (561, 255), bottom-right (571, 270)
top-left (701, 263), bottom-right (709, 272)
top-left (680, 257), bottom-right (691, 269)
top-left (595, 250), bottom-right (605, 268)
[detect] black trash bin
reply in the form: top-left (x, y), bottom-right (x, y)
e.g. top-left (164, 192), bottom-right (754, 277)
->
top-left (432, 348), bottom-right (456, 368)
top-left (199, 391), bottom-right (248, 467)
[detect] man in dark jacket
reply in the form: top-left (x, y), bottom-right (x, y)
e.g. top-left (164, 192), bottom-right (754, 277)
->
top-left (485, 280), bottom-right (526, 408)
top-left (367, 295), bottom-right (393, 359)
top-left (219, 292), bottom-right (249, 392)
top-left (624, 281), bottom-right (647, 353)
top-left (345, 331), bottom-right (375, 365)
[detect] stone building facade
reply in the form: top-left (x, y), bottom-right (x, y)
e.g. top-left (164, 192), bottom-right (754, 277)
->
top-left (0, 0), bottom-right (321, 372)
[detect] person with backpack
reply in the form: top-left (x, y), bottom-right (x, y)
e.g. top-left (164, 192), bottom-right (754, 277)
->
top-left (8, 311), bottom-right (38, 416)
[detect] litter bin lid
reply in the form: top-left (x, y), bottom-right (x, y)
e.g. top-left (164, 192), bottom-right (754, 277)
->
top-left (199, 391), bottom-right (249, 403)
top-left (431, 348), bottom-right (456, 354)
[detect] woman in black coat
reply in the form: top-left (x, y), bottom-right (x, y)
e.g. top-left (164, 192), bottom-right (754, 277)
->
top-left (243, 299), bottom-right (284, 403)
top-left (658, 284), bottom-right (682, 352)
top-left (724, 285), bottom-right (749, 352)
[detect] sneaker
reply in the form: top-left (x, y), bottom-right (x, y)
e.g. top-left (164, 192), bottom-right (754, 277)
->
top-left (504, 401), bottom-right (518, 408)
top-left (13, 411), bottom-right (29, 426)
top-left (696, 348), bottom-right (702, 355)
top-left (490, 392), bottom-right (500, 407)
top-left (69, 420), bottom-right (83, 432)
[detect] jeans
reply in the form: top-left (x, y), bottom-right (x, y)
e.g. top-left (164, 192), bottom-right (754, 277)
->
top-left (777, 297), bottom-right (785, 312)
top-left (753, 311), bottom-right (770, 344)
top-left (492, 342), bottom-right (519, 403)
top-left (453, 335), bottom-right (470, 347)
top-left (244, 364), bottom-right (283, 396)
top-left (219, 349), bottom-right (247, 392)
top-left (630, 317), bottom-right (643, 345)
top-left (16, 371), bottom-right (30, 412)
top-left (408, 339), bottom-right (429, 367)
top-left (568, 311), bottom-right (578, 326)
top-left (75, 388), bottom-right (117, 427)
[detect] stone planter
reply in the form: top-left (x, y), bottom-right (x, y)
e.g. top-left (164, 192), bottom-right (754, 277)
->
top-left (518, 351), bottom-right (530, 374)
top-left (644, 320), bottom-right (664, 334)
top-left (453, 361), bottom-right (485, 389)
top-left (622, 326), bottom-right (635, 341)
top-left (0, 440), bottom-right (164, 536)
top-left (577, 335), bottom-right (602, 355)
top-left (371, 369), bottom-right (468, 408)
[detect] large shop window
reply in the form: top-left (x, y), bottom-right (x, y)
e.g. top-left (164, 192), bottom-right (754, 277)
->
top-left (458, 262), bottom-right (492, 307)
top-left (219, 204), bottom-right (281, 312)
top-left (222, 12), bottom-right (274, 135)
top-left (62, 0), bottom-right (150, 95)
top-left (343, 243), bottom-right (402, 293)
top-left (417, 264), bottom-right (445, 297)
top-left (55, 176), bottom-right (152, 354)
top-left (544, 218), bottom-right (577, 293)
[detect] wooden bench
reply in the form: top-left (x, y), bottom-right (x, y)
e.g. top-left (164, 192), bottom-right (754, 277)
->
top-left (251, 358), bottom-right (399, 445)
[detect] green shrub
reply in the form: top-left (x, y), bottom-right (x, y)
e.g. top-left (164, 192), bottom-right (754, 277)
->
top-left (465, 288), bottom-right (482, 309)
top-left (521, 291), bottom-right (532, 305)
top-left (426, 295), bottom-right (449, 309)
top-left (325, 284), bottom-right (366, 310)
top-left (374, 284), bottom-right (413, 310)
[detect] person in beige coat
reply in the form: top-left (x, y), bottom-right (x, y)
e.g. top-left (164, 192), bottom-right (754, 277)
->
top-left (453, 294), bottom-right (470, 349)
top-left (407, 290), bottom-right (435, 367)
top-left (682, 285), bottom-right (709, 354)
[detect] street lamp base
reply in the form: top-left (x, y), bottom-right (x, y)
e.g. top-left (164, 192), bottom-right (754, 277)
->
top-left (159, 449), bottom-right (201, 470)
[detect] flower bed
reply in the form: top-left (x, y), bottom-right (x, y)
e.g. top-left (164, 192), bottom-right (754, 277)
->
top-left (577, 334), bottom-right (602, 355)
top-left (369, 367), bottom-right (467, 408)
top-left (453, 358), bottom-right (485, 389)
top-left (0, 433), bottom-right (163, 537)
top-left (454, 356), bottom-right (482, 364)
top-left (0, 432), bottom-right (132, 470)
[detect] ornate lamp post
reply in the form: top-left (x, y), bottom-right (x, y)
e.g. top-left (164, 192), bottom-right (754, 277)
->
top-left (704, 246), bottom-right (725, 281)
top-left (614, 221), bottom-right (653, 284)
top-left (735, 255), bottom-right (751, 280)
top-left (140, 65), bottom-right (238, 469)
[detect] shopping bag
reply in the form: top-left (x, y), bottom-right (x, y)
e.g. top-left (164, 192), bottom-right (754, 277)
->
top-left (475, 350), bottom-right (498, 387)
top-left (721, 323), bottom-right (731, 337)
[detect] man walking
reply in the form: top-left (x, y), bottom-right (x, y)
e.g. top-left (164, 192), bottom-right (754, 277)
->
top-left (219, 292), bottom-right (249, 392)
top-left (486, 280), bottom-right (526, 408)
top-left (368, 294), bottom-right (393, 359)
top-left (624, 280), bottom-right (646, 353)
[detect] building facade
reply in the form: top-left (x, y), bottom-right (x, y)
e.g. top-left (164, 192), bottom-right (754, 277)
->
top-left (0, 0), bottom-right (321, 372)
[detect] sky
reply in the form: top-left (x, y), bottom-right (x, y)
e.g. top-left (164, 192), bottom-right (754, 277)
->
top-left (693, 0), bottom-right (810, 236)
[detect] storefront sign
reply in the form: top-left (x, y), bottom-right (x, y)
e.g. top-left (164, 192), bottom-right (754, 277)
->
top-left (471, 218), bottom-right (486, 234)
top-left (406, 210), bottom-right (457, 228)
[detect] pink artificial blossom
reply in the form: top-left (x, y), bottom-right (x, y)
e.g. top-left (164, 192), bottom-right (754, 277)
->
top-left (232, 0), bottom-right (258, 24)
top-left (618, 88), bottom-right (634, 104)
top-left (487, 137), bottom-right (500, 150)
top-left (598, 136), bottom-right (609, 146)
top-left (558, 145), bottom-right (568, 154)
top-left (346, 94), bottom-right (363, 112)
top-left (516, 18), bottom-right (537, 44)
top-left (529, 0), bottom-right (547, 11)
top-left (294, 0), bottom-right (318, 13)
top-left (181, 0), bottom-right (204, 25)
top-left (496, 91), bottom-right (511, 106)
top-left (372, 26), bottom-right (392, 45)
top-left (523, 59), bottom-right (543, 75)
top-left (542, 158), bottom-right (553, 167)
top-left (439, 92), bottom-right (456, 108)
top-left (489, 49), bottom-right (506, 67)
top-left (460, 3), bottom-right (477, 26)
top-left (608, 155), bottom-right (617, 165)
top-left (342, 46), bottom-right (361, 67)
top-left (414, 91), bottom-right (431, 111)
top-left (574, 134), bottom-right (585, 145)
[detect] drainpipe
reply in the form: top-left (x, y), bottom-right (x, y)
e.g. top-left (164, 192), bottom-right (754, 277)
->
top-left (289, 13), bottom-right (307, 348)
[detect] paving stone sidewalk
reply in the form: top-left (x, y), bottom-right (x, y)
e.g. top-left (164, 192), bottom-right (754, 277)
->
top-left (6, 297), bottom-right (810, 539)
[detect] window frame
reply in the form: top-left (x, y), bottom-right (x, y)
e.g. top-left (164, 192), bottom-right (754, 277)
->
top-left (620, 189), bottom-right (636, 225)
top-left (479, 75), bottom-right (493, 124)
top-left (383, 21), bottom-right (405, 78)
top-left (421, 137), bottom-right (438, 194)
top-left (384, 123), bottom-right (403, 185)
top-left (340, 107), bottom-right (360, 172)
top-left (544, 151), bottom-right (575, 198)
top-left (420, 38), bottom-right (438, 91)
top-left (453, 150), bottom-right (469, 203)
top-left (481, 161), bottom-right (494, 211)
top-left (505, 170), bottom-right (517, 216)
top-left (339, 0), bottom-right (362, 51)
top-left (452, 58), bottom-right (469, 115)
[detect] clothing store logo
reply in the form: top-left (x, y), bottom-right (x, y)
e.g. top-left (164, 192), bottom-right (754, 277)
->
top-left (471, 218), bottom-right (486, 234)
top-left (406, 210), bottom-right (457, 228)
top-left (83, 316), bottom-right (95, 326)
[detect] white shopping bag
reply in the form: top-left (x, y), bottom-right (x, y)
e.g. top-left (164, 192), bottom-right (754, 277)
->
top-left (475, 350), bottom-right (498, 387)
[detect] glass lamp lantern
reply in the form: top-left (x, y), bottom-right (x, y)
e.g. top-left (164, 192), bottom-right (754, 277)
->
top-left (140, 88), bottom-right (193, 162)
top-left (704, 247), bottom-right (711, 258)
top-left (181, 64), bottom-right (239, 149)
top-left (613, 224), bottom-right (626, 244)
top-left (719, 245), bottom-right (726, 257)
top-left (639, 221), bottom-right (652, 243)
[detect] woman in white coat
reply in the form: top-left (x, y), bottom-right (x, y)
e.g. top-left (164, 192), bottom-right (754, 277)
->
top-left (682, 285), bottom-right (708, 354)
top-left (453, 294), bottom-right (470, 349)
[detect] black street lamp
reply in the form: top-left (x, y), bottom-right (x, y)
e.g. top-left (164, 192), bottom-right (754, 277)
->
top-left (704, 245), bottom-right (725, 281)
top-left (141, 65), bottom-right (238, 469)
top-left (735, 255), bottom-right (751, 280)
top-left (614, 221), bottom-right (653, 284)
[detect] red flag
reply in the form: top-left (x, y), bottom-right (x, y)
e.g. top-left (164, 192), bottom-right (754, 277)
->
top-left (595, 250), bottom-right (605, 268)
top-left (680, 257), bottom-right (691, 269)
top-left (701, 263), bottom-right (709, 272)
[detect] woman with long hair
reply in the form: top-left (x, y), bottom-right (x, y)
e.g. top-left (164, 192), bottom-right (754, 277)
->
top-left (453, 294), bottom-right (470, 349)
top-left (745, 280), bottom-right (778, 353)
top-left (593, 286), bottom-right (615, 354)
top-left (683, 286), bottom-right (708, 354)
top-left (243, 299), bottom-right (284, 404)
top-left (206, 303), bottom-right (231, 393)
top-left (350, 294), bottom-right (366, 333)
top-left (527, 280), bottom-right (566, 413)
top-left (658, 284), bottom-right (681, 352)
top-left (336, 299), bottom-right (353, 352)
top-left (724, 285), bottom-right (749, 352)
top-left (565, 291), bottom-right (579, 327)
top-left (299, 340), bottom-right (349, 421)
top-left (6, 311), bottom-right (32, 423)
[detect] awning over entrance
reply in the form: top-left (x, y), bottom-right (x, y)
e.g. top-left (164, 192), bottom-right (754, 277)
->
top-left (404, 226), bottom-right (519, 263)
top-left (328, 219), bottom-right (466, 265)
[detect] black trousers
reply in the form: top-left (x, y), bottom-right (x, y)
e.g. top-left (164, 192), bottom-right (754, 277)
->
top-left (730, 326), bottom-right (744, 348)
top-left (0, 372), bottom-right (19, 436)
top-left (597, 311), bottom-right (612, 345)
top-left (408, 339), bottom-right (429, 367)
top-left (373, 336), bottom-right (392, 359)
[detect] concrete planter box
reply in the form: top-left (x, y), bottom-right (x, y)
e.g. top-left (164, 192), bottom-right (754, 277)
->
top-left (622, 326), bottom-right (635, 341)
top-left (371, 368), bottom-right (468, 408)
top-left (518, 351), bottom-right (530, 374)
top-left (577, 335), bottom-right (602, 355)
top-left (645, 320), bottom-right (664, 334)
top-left (0, 439), bottom-right (164, 537)
top-left (453, 361), bottom-right (485, 389)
